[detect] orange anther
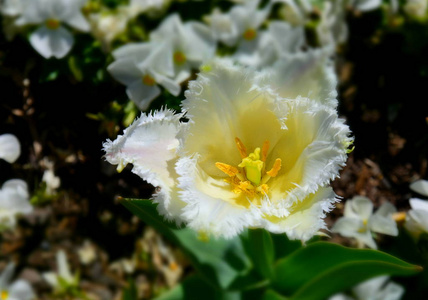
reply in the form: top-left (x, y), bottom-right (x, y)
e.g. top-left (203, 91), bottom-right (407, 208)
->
top-left (235, 137), bottom-right (247, 158)
top-left (266, 158), bottom-right (281, 177)
top-left (215, 162), bottom-right (239, 177)
top-left (261, 140), bottom-right (269, 162)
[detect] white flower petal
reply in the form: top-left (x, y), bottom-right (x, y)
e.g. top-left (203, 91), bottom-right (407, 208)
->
top-left (112, 42), bottom-right (154, 60)
top-left (349, 196), bottom-right (373, 221)
top-left (262, 187), bottom-right (338, 241)
top-left (409, 198), bottom-right (428, 212)
top-left (405, 207), bottom-right (428, 235)
top-left (0, 263), bottom-right (15, 289)
top-left (63, 10), bottom-right (90, 32)
top-left (410, 179), bottom-right (428, 197)
top-left (0, 179), bottom-right (32, 214)
top-left (352, 275), bottom-right (389, 299)
top-left (369, 214), bottom-right (398, 236)
top-left (42, 272), bottom-right (58, 288)
top-left (268, 21), bottom-right (305, 54)
top-left (352, 0), bottom-right (382, 12)
top-left (9, 279), bottom-right (35, 300)
top-left (108, 58), bottom-right (143, 86)
top-left (29, 26), bottom-right (73, 59)
top-left (103, 109), bottom-right (185, 220)
top-left (267, 48), bottom-right (338, 108)
top-left (126, 79), bottom-right (161, 110)
top-left (375, 201), bottom-right (397, 217)
top-left (57, 250), bottom-right (73, 283)
top-left (0, 134), bottom-right (20, 163)
top-left (332, 217), bottom-right (362, 235)
top-left (176, 155), bottom-right (261, 238)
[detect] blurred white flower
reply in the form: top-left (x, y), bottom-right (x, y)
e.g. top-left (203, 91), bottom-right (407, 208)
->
top-left (150, 14), bottom-right (216, 84)
top-left (0, 263), bottom-right (35, 300)
top-left (332, 196), bottom-right (398, 249)
top-left (104, 53), bottom-right (352, 241)
top-left (410, 179), bottom-right (428, 197)
top-left (0, 134), bottom-right (20, 164)
top-left (329, 276), bottom-right (404, 300)
top-left (404, 198), bottom-right (428, 238)
top-left (1, 0), bottom-right (28, 17)
top-left (233, 21), bottom-right (305, 68)
top-left (204, 8), bottom-right (238, 46)
top-left (350, 0), bottom-right (382, 12)
top-left (42, 250), bottom-right (79, 293)
top-left (42, 169), bottom-right (60, 196)
top-left (404, 0), bottom-right (428, 18)
top-left (89, 6), bottom-right (130, 52)
top-left (77, 240), bottom-right (96, 265)
top-left (0, 179), bottom-right (32, 231)
top-left (128, 0), bottom-right (169, 17)
top-left (16, 0), bottom-right (90, 58)
top-left (108, 42), bottom-right (181, 110)
top-left (317, 0), bottom-right (348, 47)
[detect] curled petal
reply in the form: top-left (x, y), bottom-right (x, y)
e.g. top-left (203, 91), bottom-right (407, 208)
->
top-left (103, 109), bottom-right (185, 220)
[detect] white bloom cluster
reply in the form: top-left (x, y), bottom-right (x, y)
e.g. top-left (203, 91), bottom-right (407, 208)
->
top-left (42, 250), bottom-right (79, 293)
top-left (332, 196), bottom-right (398, 249)
top-left (405, 179), bottom-right (428, 238)
top-left (329, 275), bottom-right (404, 300)
top-left (9, 0), bottom-right (91, 58)
top-left (0, 179), bottom-right (33, 231)
top-left (107, 13), bottom-right (216, 110)
top-left (0, 263), bottom-right (35, 300)
top-left (104, 53), bottom-right (352, 241)
top-left (0, 134), bottom-right (33, 232)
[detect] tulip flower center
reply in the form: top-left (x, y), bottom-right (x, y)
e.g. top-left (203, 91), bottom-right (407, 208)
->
top-left (243, 28), bottom-right (257, 40)
top-left (45, 18), bottom-right (60, 30)
top-left (1, 290), bottom-right (8, 300)
top-left (142, 74), bottom-right (156, 86)
top-left (173, 51), bottom-right (186, 65)
top-left (216, 137), bottom-right (281, 198)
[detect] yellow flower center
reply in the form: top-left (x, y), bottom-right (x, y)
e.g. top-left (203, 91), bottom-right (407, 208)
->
top-left (142, 74), bottom-right (156, 86)
top-left (215, 137), bottom-right (282, 199)
top-left (45, 18), bottom-right (60, 30)
top-left (243, 28), bottom-right (257, 41)
top-left (358, 219), bottom-right (368, 233)
top-left (1, 290), bottom-right (8, 300)
top-left (173, 51), bottom-right (186, 65)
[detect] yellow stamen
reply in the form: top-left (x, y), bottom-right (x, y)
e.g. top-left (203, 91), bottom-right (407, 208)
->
top-left (239, 148), bottom-right (263, 185)
top-left (142, 74), bottom-right (156, 86)
top-left (215, 162), bottom-right (239, 177)
top-left (266, 158), bottom-right (281, 177)
top-left (1, 290), bottom-right (8, 300)
top-left (235, 137), bottom-right (247, 158)
top-left (243, 28), bottom-right (257, 40)
top-left (173, 51), bottom-right (186, 65)
top-left (46, 19), bottom-right (60, 30)
top-left (261, 140), bottom-right (269, 162)
top-left (392, 211), bottom-right (406, 223)
top-left (257, 184), bottom-right (269, 195)
top-left (169, 261), bottom-right (178, 271)
top-left (217, 138), bottom-right (282, 201)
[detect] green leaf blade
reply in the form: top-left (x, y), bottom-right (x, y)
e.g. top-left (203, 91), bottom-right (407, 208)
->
top-left (273, 241), bottom-right (422, 299)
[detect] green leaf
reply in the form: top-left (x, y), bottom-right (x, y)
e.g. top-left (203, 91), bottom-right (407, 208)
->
top-left (244, 229), bottom-right (275, 279)
top-left (154, 274), bottom-right (221, 300)
top-left (270, 233), bottom-right (302, 260)
top-left (121, 199), bottom-right (250, 289)
top-left (262, 289), bottom-right (288, 300)
top-left (273, 242), bottom-right (422, 300)
top-left (122, 277), bottom-right (138, 300)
